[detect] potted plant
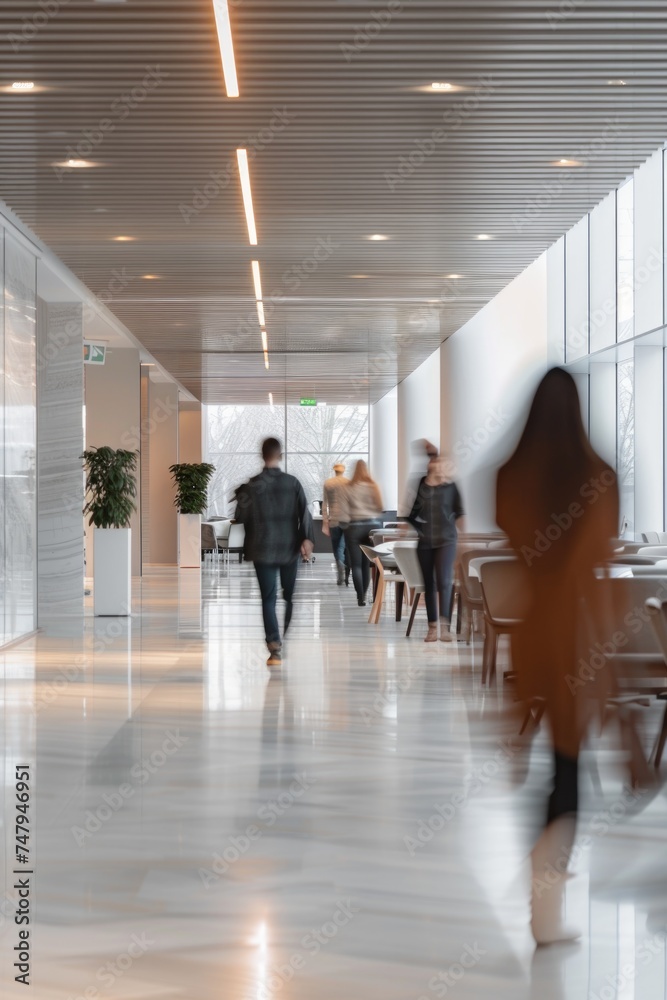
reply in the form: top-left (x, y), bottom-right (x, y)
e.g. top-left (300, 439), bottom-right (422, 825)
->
top-left (82, 446), bottom-right (138, 616)
top-left (170, 462), bottom-right (216, 568)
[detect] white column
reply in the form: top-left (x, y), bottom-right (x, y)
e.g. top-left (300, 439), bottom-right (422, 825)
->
top-left (635, 149), bottom-right (664, 336)
top-left (397, 349), bottom-right (440, 515)
top-left (370, 388), bottom-right (398, 513)
top-left (146, 379), bottom-right (179, 565)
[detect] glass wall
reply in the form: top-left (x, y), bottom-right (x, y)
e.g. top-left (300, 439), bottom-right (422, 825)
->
top-left (1, 227), bottom-right (38, 645)
top-left (205, 403), bottom-right (370, 515)
top-left (549, 146), bottom-right (667, 538)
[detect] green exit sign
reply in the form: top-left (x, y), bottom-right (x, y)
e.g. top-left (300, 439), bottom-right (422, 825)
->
top-left (300, 398), bottom-right (317, 407)
top-left (83, 342), bottom-right (107, 365)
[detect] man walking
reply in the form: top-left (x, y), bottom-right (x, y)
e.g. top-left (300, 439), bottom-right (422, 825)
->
top-left (236, 438), bottom-right (314, 668)
top-left (322, 462), bottom-right (350, 586)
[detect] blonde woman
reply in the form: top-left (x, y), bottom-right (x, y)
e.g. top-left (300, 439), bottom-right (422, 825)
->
top-left (339, 460), bottom-right (383, 606)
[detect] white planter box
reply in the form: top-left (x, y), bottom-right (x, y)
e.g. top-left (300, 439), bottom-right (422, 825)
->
top-left (179, 514), bottom-right (202, 569)
top-left (93, 528), bottom-right (132, 616)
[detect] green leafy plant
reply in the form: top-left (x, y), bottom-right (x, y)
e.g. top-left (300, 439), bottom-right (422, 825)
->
top-left (170, 462), bottom-right (216, 515)
top-left (82, 447), bottom-right (138, 529)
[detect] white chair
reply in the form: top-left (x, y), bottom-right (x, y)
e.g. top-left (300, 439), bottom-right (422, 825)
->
top-left (642, 532), bottom-right (667, 544)
top-left (220, 522), bottom-right (245, 571)
top-left (360, 544), bottom-right (406, 625)
top-left (392, 542), bottom-right (425, 637)
top-left (637, 546), bottom-right (667, 559)
top-left (201, 523), bottom-right (220, 567)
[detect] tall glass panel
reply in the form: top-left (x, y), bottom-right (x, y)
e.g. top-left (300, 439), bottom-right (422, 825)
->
top-left (617, 358), bottom-right (635, 535)
top-left (3, 234), bottom-right (37, 644)
top-left (617, 180), bottom-right (635, 341)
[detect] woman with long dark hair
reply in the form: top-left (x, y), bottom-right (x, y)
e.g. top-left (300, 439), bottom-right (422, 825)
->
top-left (496, 368), bottom-right (618, 945)
top-left (339, 460), bottom-right (383, 607)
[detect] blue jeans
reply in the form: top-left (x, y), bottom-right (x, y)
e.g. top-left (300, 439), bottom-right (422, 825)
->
top-left (330, 525), bottom-right (346, 564)
top-left (417, 543), bottom-right (456, 623)
top-left (254, 559), bottom-right (299, 648)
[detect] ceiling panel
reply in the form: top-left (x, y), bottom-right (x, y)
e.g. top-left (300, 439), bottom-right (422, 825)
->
top-left (2, 1), bottom-right (667, 402)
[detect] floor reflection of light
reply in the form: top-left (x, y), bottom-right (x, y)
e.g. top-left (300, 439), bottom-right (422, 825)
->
top-left (618, 902), bottom-right (636, 1000)
top-left (248, 920), bottom-right (269, 1000)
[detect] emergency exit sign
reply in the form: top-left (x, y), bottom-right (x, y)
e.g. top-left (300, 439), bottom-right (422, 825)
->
top-left (300, 398), bottom-right (317, 407)
top-left (83, 342), bottom-right (106, 365)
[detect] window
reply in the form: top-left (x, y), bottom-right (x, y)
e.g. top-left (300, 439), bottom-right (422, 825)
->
top-left (617, 359), bottom-right (635, 534)
top-left (205, 403), bottom-right (370, 515)
top-left (617, 180), bottom-right (634, 342)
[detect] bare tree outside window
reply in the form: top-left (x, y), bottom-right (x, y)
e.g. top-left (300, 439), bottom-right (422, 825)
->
top-left (205, 404), bottom-right (370, 516)
top-left (617, 359), bottom-right (634, 534)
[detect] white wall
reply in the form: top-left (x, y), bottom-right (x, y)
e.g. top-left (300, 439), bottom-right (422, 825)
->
top-left (397, 347), bottom-right (440, 514)
top-left (370, 388), bottom-right (398, 511)
top-left (440, 255), bottom-right (549, 529)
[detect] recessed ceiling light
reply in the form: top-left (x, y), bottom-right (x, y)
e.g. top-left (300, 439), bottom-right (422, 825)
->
top-left (93, 207), bottom-right (108, 213)
top-left (53, 157), bottom-right (100, 169)
top-left (368, 234), bottom-right (389, 241)
top-left (142, 274), bottom-right (160, 280)
top-left (251, 260), bottom-right (263, 301)
top-left (237, 149), bottom-right (258, 246)
top-left (553, 158), bottom-right (584, 167)
top-left (608, 79), bottom-right (627, 86)
top-left (476, 234), bottom-right (494, 241)
top-left (112, 235), bottom-right (135, 242)
top-left (11, 81), bottom-right (34, 91)
top-left (350, 274), bottom-right (370, 278)
top-left (446, 273), bottom-right (464, 279)
top-left (431, 82), bottom-right (453, 91)
top-left (212, 0), bottom-right (240, 98)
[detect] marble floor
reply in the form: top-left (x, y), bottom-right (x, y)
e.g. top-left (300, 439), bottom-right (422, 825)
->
top-left (2, 561), bottom-right (667, 999)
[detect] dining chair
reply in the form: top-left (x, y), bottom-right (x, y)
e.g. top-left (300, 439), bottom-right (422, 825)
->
top-left (637, 546), bottom-right (667, 559)
top-left (200, 523), bottom-right (219, 567)
top-left (360, 544), bottom-right (406, 625)
top-left (220, 522), bottom-right (245, 571)
top-left (392, 542), bottom-right (425, 637)
top-left (646, 597), bottom-right (667, 767)
top-left (477, 557), bottom-right (527, 685)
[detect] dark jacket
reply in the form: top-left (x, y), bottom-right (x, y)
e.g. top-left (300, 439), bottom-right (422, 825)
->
top-left (408, 478), bottom-right (464, 548)
top-left (236, 467), bottom-right (314, 565)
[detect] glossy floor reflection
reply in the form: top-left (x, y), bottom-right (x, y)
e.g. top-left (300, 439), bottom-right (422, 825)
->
top-left (2, 563), bottom-right (667, 998)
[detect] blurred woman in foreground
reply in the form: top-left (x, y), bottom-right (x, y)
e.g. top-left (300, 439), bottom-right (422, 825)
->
top-left (339, 460), bottom-right (383, 607)
top-left (496, 368), bottom-right (618, 945)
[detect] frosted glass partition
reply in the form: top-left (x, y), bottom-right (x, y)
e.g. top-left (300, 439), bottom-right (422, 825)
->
top-left (589, 192), bottom-right (617, 352)
top-left (2, 233), bottom-right (37, 645)
top-left (547, 237), bottom-right (565, 365)
top-left (634, 345), bottom-right (664, 533)
top-left (617, 180), bottom-right (635, 341)
top-left (565, 217), bottom-right (589, 361)
top-left (634, 150), bottom-right (664, 336)
top-left (617, 358), bottom-right (635, 534)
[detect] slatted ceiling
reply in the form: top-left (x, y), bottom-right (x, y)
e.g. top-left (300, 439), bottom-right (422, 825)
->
top-left (2, 4), bottom-right (667, 404)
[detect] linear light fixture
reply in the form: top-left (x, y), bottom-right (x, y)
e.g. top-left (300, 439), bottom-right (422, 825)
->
top-left (251, 260), bottom-right (263, 301)
top-left (269, 392), bottom-right (274, 406)
top-left (261, 329), bottom-right (268, 352)
top-left (264, 351), bottom-right (270, 370)
top-left (212, 0), bottom-right (239, 97)
top-left (11, 81), bottom-right (35, 91)
top-left (237, 149), bottom-right (257, 245)
top-left (256, 300), bottom-right (266, 328)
